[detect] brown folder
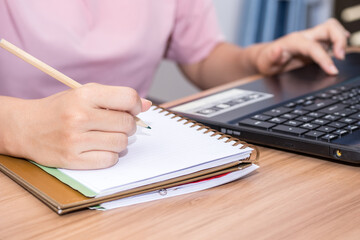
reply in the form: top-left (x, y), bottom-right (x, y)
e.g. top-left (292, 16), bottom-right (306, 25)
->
top-left (0, 154), bottom-right (253, 215)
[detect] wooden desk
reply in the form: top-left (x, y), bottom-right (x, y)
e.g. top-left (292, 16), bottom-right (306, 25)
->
top-left (1, 78), bottom-right (360, 240)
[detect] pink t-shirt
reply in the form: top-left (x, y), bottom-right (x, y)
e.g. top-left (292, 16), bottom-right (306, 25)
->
top-left (0, 0), bottom-right (223, 99)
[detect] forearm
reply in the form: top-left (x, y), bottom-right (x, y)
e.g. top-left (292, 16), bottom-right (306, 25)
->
top-left (179, 42), bottom-right (267, 89)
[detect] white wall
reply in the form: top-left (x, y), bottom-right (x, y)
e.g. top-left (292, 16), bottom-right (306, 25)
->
top-left (147, 0), bottom-right (244, 103)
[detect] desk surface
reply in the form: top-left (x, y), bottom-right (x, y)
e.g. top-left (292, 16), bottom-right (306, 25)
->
top-left (2, 76), bottom-right (360, 240)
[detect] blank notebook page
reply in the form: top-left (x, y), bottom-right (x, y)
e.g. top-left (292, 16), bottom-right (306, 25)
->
top-left (59, 106), bottom-right (252, 195)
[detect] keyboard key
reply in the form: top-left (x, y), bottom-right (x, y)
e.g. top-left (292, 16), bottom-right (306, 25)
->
top-left (327, 89), bottom-right (340, 95)
top-left (328, 122), bottom-right (347, 129)
top-left (304, 99), bottom-right (337, 111)
top-left (272, 125), bottom-right (308, 136)
top-left (306, 96), bottom-right (315, 101)
top-left (345, 125), bottom-right (359, 132)
top-left (339, 118), bottom-right (357, 124)
top-left (319, 104), bottom-right (347, 114)
top-left (263, 107), bottom-right (292, 117)
top-left (316, 92), bottom-right (332, 98)
top-left (251, 114), bottom-right (271, 121)
top-left (303, 100), bottom-right (314, 106)
top-left (281, 113), bottom-right (297, 119)
top-left (304, 131), bottom-right (325, 139)
top-left (342, 99), bottom-right (359, 105)
top-left (269, 117), bottom-right (287, 124)
top-left (323, 115), bottom-right (341, 121)
top-left (333, 109), bottom-right (357, 117)
top-left (285, 102), bottom-right (296, 108)
top-left (339, 92), bottom-right (351, 100)
top-left (296, 99), bottom-right (305, 104)
top-left (295, 116), bottom-right (314, 122)
top-left (333, 129), bottom-right (348, 136)
top-left (317, 126), bottom-right (336, 133)
top-left (350, 113), bottom-right (360, 120)
top-left (307, 112), bottom-right (325, 118)
top-left (238, 119), bottom-right (275, 130)
top-left (292, 109), bottom-right (309, 115)
top-left (300, 123), bottom-right (320, 130)
top-left (312, 119), bottom-right (330, 125)
top-left (337, 85), bottom-right (349, 92)
top-left (350, 104), bottom-right (360, 110)
top-left (321, 134), bottom-right (338, 142)
top-left (284, 120), bottom-right (303, 127)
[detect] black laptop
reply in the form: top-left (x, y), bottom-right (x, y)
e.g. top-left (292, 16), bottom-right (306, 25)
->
top-left (170, 52), bottom-right (360, 164)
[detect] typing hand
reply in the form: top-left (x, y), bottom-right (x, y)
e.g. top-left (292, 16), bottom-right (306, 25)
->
top-left (11, 83), bottom-right (152, 169)
top-left (255, 18), bottom-right (350, 76)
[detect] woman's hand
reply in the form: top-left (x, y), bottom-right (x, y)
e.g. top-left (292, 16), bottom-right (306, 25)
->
top-left (255, 18), bottom-right (350, 76)
top-left (180, 19), bottom-right (349, 90)
top-left (3, 83), bottom-right (152, 169)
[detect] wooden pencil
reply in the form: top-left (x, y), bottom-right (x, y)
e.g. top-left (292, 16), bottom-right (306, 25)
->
top-left (0, 38), bottom-right (150, 129)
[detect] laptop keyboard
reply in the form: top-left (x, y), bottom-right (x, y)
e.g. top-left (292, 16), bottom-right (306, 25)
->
top-left (238, 80), bottom-right (360, 142)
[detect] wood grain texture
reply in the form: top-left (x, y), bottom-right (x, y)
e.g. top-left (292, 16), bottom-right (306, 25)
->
top-left (1, 147), bottom-right (360, 240)
top-left (2, 48), bottom-right (360, 240)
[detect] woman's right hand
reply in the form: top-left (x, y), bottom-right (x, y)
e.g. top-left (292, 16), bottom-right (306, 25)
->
top-left (2, 83), bottom-right (152, 169)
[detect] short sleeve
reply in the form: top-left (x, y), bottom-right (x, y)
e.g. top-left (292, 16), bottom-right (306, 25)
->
top-left (165, 0), bottom-right (224, 64)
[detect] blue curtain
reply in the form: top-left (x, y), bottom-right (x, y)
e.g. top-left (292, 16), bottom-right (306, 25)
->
top-left (237, 0), bottom-right (331, 46)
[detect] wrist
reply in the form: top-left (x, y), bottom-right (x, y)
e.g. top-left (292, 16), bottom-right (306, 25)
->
top-left (0, 97), bottom-right (32, 158)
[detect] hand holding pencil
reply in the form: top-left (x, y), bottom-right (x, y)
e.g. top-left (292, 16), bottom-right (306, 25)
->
top-left (0, 39), bottom-right (151, 129)
top-left (0, 39), bottom-right (152, 169)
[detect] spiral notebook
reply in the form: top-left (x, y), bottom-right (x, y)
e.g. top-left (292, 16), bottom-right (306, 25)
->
top-left (0, 106), bottom-right (258, 214)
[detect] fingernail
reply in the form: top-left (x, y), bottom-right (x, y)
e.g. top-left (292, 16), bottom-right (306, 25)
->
top-left (329, 65), bottom-right (339, 75)
top-left (144, 99), bottom-right (152, 105)
top-left (141, 99), bottom-right (152, 107)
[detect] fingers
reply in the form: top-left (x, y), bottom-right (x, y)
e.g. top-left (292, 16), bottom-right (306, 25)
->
top-left (58, 131), bottom-right (128, 170)
top-left (75, 84), bottom-right (144, 116)
top-left (85, 109), bottom-right (137, 135)
top-left (52, 124), bottom-right (130, 170)
top-left (326, 19), bottom-right (349, 59)
top-left (298, 37), bottom-right (339, 75)
top-left (266, 30), bottom-right (341, 75)
top-left (68, 151), bottom-right (120, 170)
top-left (24, 84), bottom-right (150, 170)
top-left (68, 98), bottom-right (151, 134)
top-left (80, 131), bottom-right (128, 153)
top-left (257, 44), bottom-right (293, 75)
top-left (258, 18), bottom-right (349, 76)
top-left (306, 18), bottom-right (349, 60)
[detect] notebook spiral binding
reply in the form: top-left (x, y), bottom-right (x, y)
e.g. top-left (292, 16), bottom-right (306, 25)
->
top-left (153, 106), bottom-right (259, 164)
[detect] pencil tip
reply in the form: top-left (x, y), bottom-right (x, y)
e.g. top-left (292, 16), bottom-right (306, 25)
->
top-left (146, 126), bottom-right (152, 129)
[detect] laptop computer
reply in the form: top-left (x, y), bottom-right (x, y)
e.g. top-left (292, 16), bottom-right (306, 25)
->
top-left (170, 52), bottom-right (360, 164)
